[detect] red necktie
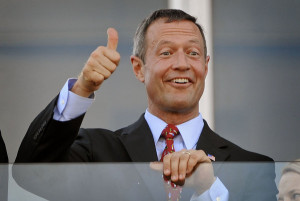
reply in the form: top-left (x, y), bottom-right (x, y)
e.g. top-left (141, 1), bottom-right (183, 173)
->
top-left (160, 124), bottom-right (182, 201)
top-left (160, 124), bottom-right (180, 162)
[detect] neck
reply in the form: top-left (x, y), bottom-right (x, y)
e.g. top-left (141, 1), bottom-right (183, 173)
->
top-left (148, 107), bottom-right (199, 125)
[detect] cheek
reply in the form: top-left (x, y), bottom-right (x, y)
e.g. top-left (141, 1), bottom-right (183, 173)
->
top-left (144, 62), bottom-right (166, 82)
top-left (195, 63), bottom-right (208, 78)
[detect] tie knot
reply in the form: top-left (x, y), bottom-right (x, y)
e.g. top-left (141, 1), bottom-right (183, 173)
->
top-left (161, 124), bottom-right (180, 139)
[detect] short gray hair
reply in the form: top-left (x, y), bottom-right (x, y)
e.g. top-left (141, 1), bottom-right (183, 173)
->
top-left (132, 9), bottom-right (207, 63)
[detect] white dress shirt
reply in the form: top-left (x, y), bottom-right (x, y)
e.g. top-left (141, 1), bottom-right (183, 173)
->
top-left (144, 109), bottom-right (203, 160)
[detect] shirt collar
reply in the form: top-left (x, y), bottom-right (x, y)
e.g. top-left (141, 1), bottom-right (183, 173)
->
top-left (144, 109), bottom-right (204, 150)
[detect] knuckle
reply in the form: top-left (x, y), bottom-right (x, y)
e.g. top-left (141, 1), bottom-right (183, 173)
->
top-left (111, 63), bottom-right (117, 71)
top-left (91, 47), bottom-right (105, 57)
top-left (86, 60), bottom-right (94, 67)
top-left (188, 156), bottom-right (197, 164)
top-left (198, 150), bottom-right (206, 156)
top-left (190, 154), bottom-right (198, 161)
top-left (180, 149), bottom-right (187, 153)
top-left (103, 71), bottom-right (111, 79)
top-left (171, 153), bottom-right (180, 160)
top-left (179, 153), bottom-right (188, 160)
top-left (82, 69), bottom-right (90, 78)
top-left (98, 73), bottom-right (105, 80)
top-left (94, 75), bottom-right (104, 85)
top-left (90, 51), bottom-right (99, 58)
top-left (164, 153), bottom-right (171, 160)
top-left (96, 46), bottom-right (105, 52)
top-left (107, 63), bottom-right (117, 73)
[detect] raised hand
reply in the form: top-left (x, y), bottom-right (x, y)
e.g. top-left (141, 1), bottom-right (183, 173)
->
top-left (71, 28), bottom-right (121, 97)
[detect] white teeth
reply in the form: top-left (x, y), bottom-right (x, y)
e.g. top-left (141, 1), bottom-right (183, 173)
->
top-left (172, 78), bottom-right (189, 83)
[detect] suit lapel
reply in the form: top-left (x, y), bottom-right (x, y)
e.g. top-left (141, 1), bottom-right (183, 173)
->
top-left (119, 115), bottom-right (158, 162)
top-left (196, 120), bottom-right (230, 162)
top-left (119, 116), bottom-right (231, 162)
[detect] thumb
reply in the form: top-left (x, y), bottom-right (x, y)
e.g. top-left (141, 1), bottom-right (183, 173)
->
top-left (106, 27), bottom-right (118, 50)
top-left (149, 162), bottom-right (163, 172)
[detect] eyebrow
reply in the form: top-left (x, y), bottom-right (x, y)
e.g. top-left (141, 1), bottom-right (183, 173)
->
top-left (156, 40), bottom-right (172, 48)
top-left (290, 189), bottom-right (300, 194)
top-left (187, 39), bottom-right (202, 46)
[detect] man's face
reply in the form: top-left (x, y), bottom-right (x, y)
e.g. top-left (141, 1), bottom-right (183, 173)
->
top-left (140, 19), bottom-right (209, 116)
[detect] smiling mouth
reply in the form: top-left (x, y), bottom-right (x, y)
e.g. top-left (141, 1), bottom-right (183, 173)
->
top-left (172, 78), bottom-right (190, 84)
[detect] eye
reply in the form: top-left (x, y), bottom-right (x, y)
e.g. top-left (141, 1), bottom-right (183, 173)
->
top-left (292, 193), bottom-right (300, 201)
top-left (160, 51), bottom-right (171, 56)
top-left (188, 50), bottom-right (200, 56)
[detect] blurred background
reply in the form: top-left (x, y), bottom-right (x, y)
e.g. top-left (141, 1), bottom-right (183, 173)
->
top-left (0, 0), bottom-right (299, 163)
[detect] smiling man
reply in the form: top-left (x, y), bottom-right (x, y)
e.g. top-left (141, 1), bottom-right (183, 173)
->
top-left (131, 18), bottom-right (209, 124)
top-left (15, 9), bottom-right (277, 201)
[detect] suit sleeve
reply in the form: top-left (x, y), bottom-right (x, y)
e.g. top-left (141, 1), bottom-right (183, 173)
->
top-left (0, 131), bottom-right (8, 163)
top-left (15, 96), bottom-right (88, 162)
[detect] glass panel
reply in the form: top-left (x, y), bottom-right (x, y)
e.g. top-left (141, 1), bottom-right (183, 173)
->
top-left (4, 162), bottom-right (296, 201)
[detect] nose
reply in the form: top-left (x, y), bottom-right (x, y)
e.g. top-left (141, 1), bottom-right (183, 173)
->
top-left (172, 50), bottom-right (190, 71)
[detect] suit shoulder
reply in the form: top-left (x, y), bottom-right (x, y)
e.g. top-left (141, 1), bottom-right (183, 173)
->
top-left (202, 121), bottom-right (273, 161)
top-left (79, 127), bottom-right (119, 139)
top-left (215, 132), bottom-right (273, 161)
top-left (114, 114), bottom-right (147, 136)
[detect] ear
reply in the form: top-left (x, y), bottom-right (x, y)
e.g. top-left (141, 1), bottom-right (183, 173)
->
top-left (131, 55), bottom-right (145, 83)
top-left (204, 55), bottom-right (210, 78)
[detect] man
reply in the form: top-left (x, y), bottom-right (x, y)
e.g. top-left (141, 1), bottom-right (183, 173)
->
top-left (15, 9), bottom-right (277, 200)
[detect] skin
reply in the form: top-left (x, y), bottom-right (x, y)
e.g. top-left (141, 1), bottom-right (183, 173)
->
top-left (278, 172), bottom-right (300, 201)
top-left (71, 28), bottom-right (120, 97)
top-left (150, 149), bottom-right (215, 194)
top-left (71, 19), bottom-right (214, 190)
top-left (131, 19), bottom-right (210, 125)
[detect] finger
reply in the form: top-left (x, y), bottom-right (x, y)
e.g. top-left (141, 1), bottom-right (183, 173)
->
top-left (95, 53), bottom-right (118, 73)
top-left (81, 69), bottom-right (105, 89)
top-left (107, 27), bottom-right (118, 50)
top-left (187, 150), bottom-right (210, 174)
top-left (149, 162), bottom-right (163, 172)
top-left (162, 154), bottom-right (171, 177)
top-left (84, 57), bottom-right (111, 79)
top-left (87, 48), bottom-right (118, 77)
top-left (93, 45), bottom-right (120, 66)
top-left (170, 153), bottom-right (181, 182)
top-left (89, 71), bottom-right (105, 86)
top-left (178, 152), bottom-right (190, 182)
top-left (93, 67), bottom-right (111, 80)
top-left (103, 49), bottom-right (121, 65)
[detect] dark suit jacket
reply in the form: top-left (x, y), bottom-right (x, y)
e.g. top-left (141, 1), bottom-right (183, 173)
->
top-left (14, 96), bottom-right (278, 200)
top-left (0, 131), bottom-right (8, 163)
top-left (0, 130), bottom-right (8, 201)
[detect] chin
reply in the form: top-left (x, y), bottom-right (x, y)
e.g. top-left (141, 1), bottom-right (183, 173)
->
top-left (167, 102), bottom-right (197, 114)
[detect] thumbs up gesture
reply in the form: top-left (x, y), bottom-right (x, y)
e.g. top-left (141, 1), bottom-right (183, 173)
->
top-left (72, 28), bottom-right (121, 97)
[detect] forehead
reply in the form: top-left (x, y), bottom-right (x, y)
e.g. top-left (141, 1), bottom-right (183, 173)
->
top-left (145, 18), bottom-right (203, 47)
top-left (279, 172), bottom-right (300, 194)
